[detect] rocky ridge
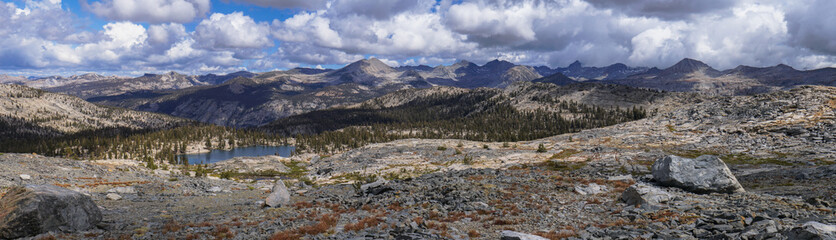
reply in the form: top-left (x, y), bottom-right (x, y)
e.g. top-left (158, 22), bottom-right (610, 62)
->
top-left (0, 84), bottom-right (190, 136)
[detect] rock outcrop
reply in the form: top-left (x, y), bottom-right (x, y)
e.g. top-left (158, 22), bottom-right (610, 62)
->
top-left (0, 185), bottom-right (102, 239)
top-left (652, 155), bottom-right (745, 194)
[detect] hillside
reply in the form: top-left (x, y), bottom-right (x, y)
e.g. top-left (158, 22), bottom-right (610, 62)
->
top-left (264, 82), bottom-right (670, 153)
top-left (0, 84), bottom-right (191, 138)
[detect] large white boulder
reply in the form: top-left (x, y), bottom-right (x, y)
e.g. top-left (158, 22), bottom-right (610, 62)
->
top-left (265, 181), bottom-right (291, 208)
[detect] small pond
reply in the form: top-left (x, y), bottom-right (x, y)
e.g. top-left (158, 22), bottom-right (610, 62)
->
top-left (179, 145), bottom-right (295, 165)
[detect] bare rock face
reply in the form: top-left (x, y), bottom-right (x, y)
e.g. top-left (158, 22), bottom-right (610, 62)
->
top-left (652, 155), bottom-right (745, 194)
top-left (0, 185), bottom-right (102, 239)
top-left (265, 181), bottom-right (290, 208)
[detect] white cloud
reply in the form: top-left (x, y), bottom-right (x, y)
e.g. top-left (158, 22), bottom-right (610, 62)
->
top-left (195, 12), bottom-right (273, 49)
top-left (84, 0), bottom-right (210, 23)
top-left (272, 11), bottom-right (343, 48)
top-left (629, 25), bottom-right (687, 67)
top-left (627, 3), bottom-right (792, 69)
top-left (148, 23), bottom-right (187, 46)
top-left (446, 1), bottom-right (542, 46)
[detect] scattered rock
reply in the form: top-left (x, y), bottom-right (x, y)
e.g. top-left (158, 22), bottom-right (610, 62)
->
top-left (574, 183), bottom-right (608, 195)
top-left (500, 230), bottom-right (549, 240)
top-left (652, 155), bottom-right (745, 194)
top-left (786, 221), bottom-right (836, 240)
top-left (107, 186), bottom-right (137, 194)
top-left (620, 183), bottom-right (673, 209)
top-left (207, 186), bottom-right (223, 193)
top-left (0, 185), bottom-right (102, 239)
top-left (607, 175), bottom-right (634, 182)
top-left (18, 174), bottom-right (31, 180)
top-left (106, 193), bottom-right (122, 201)
top-left (265, 181), bottom-right (290, 208)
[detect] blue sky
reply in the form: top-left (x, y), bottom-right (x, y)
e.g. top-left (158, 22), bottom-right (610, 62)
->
top-left (1, 0), bottom-right (835, 77)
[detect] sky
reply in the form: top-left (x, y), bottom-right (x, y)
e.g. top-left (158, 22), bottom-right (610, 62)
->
top-left (1, 0), bottom-right (836, 77)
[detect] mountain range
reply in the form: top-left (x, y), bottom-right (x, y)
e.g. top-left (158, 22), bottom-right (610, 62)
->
top-left (607, 58), bottom-right (836, 95)
top-left (2, 57), bottom-right (834, 127)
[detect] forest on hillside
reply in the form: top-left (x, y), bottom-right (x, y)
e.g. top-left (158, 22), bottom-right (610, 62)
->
top-left (0, 124), bottom-right (286, 168)
top-left (267, 91), bottom-right (647, 154)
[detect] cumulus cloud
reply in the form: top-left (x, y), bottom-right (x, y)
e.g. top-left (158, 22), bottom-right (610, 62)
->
top-left (194, 12), bottom-right (273, 50)
top-left (270, 1), bottom-right (475, 66)
top-left (84, 0), bottom-right (210, 23)
top-left (627, 3), bottom-right (793, 69)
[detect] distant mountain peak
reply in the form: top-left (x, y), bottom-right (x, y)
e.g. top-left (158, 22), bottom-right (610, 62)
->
top-left (774, 63), bottom-right (795, 70)
top-left (568, 60), bottom-right (583, 70)
top-left (483, 59), bottom-right (515, 70)
top-left (607, 63), bottom-right (628, 69)
top-left (340, 58), bottom-right (395, 75)
top-left (664, 58), bottom-right (716, 74)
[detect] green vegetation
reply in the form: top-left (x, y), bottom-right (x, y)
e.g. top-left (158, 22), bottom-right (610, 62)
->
top-left (543, 160), bottom-right (587, 171)
top-left (462, 154), bottom-right (474, 165)
top-left (536, 143), bottom-right (548, 153)
top-left (551, 149), bottom-right (581, 160)
top-left (437, 146), bottom-right (447, 151)
top-left (282, 160), bottom-right (309, 179)
top-left (721, 153), bottom-right (794, 166)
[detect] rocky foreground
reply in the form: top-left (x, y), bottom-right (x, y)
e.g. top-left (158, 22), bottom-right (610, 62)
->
top-left (0, 150), bottom-right (833, 239)
top-left (0, 86), bottom-right (834, 239)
